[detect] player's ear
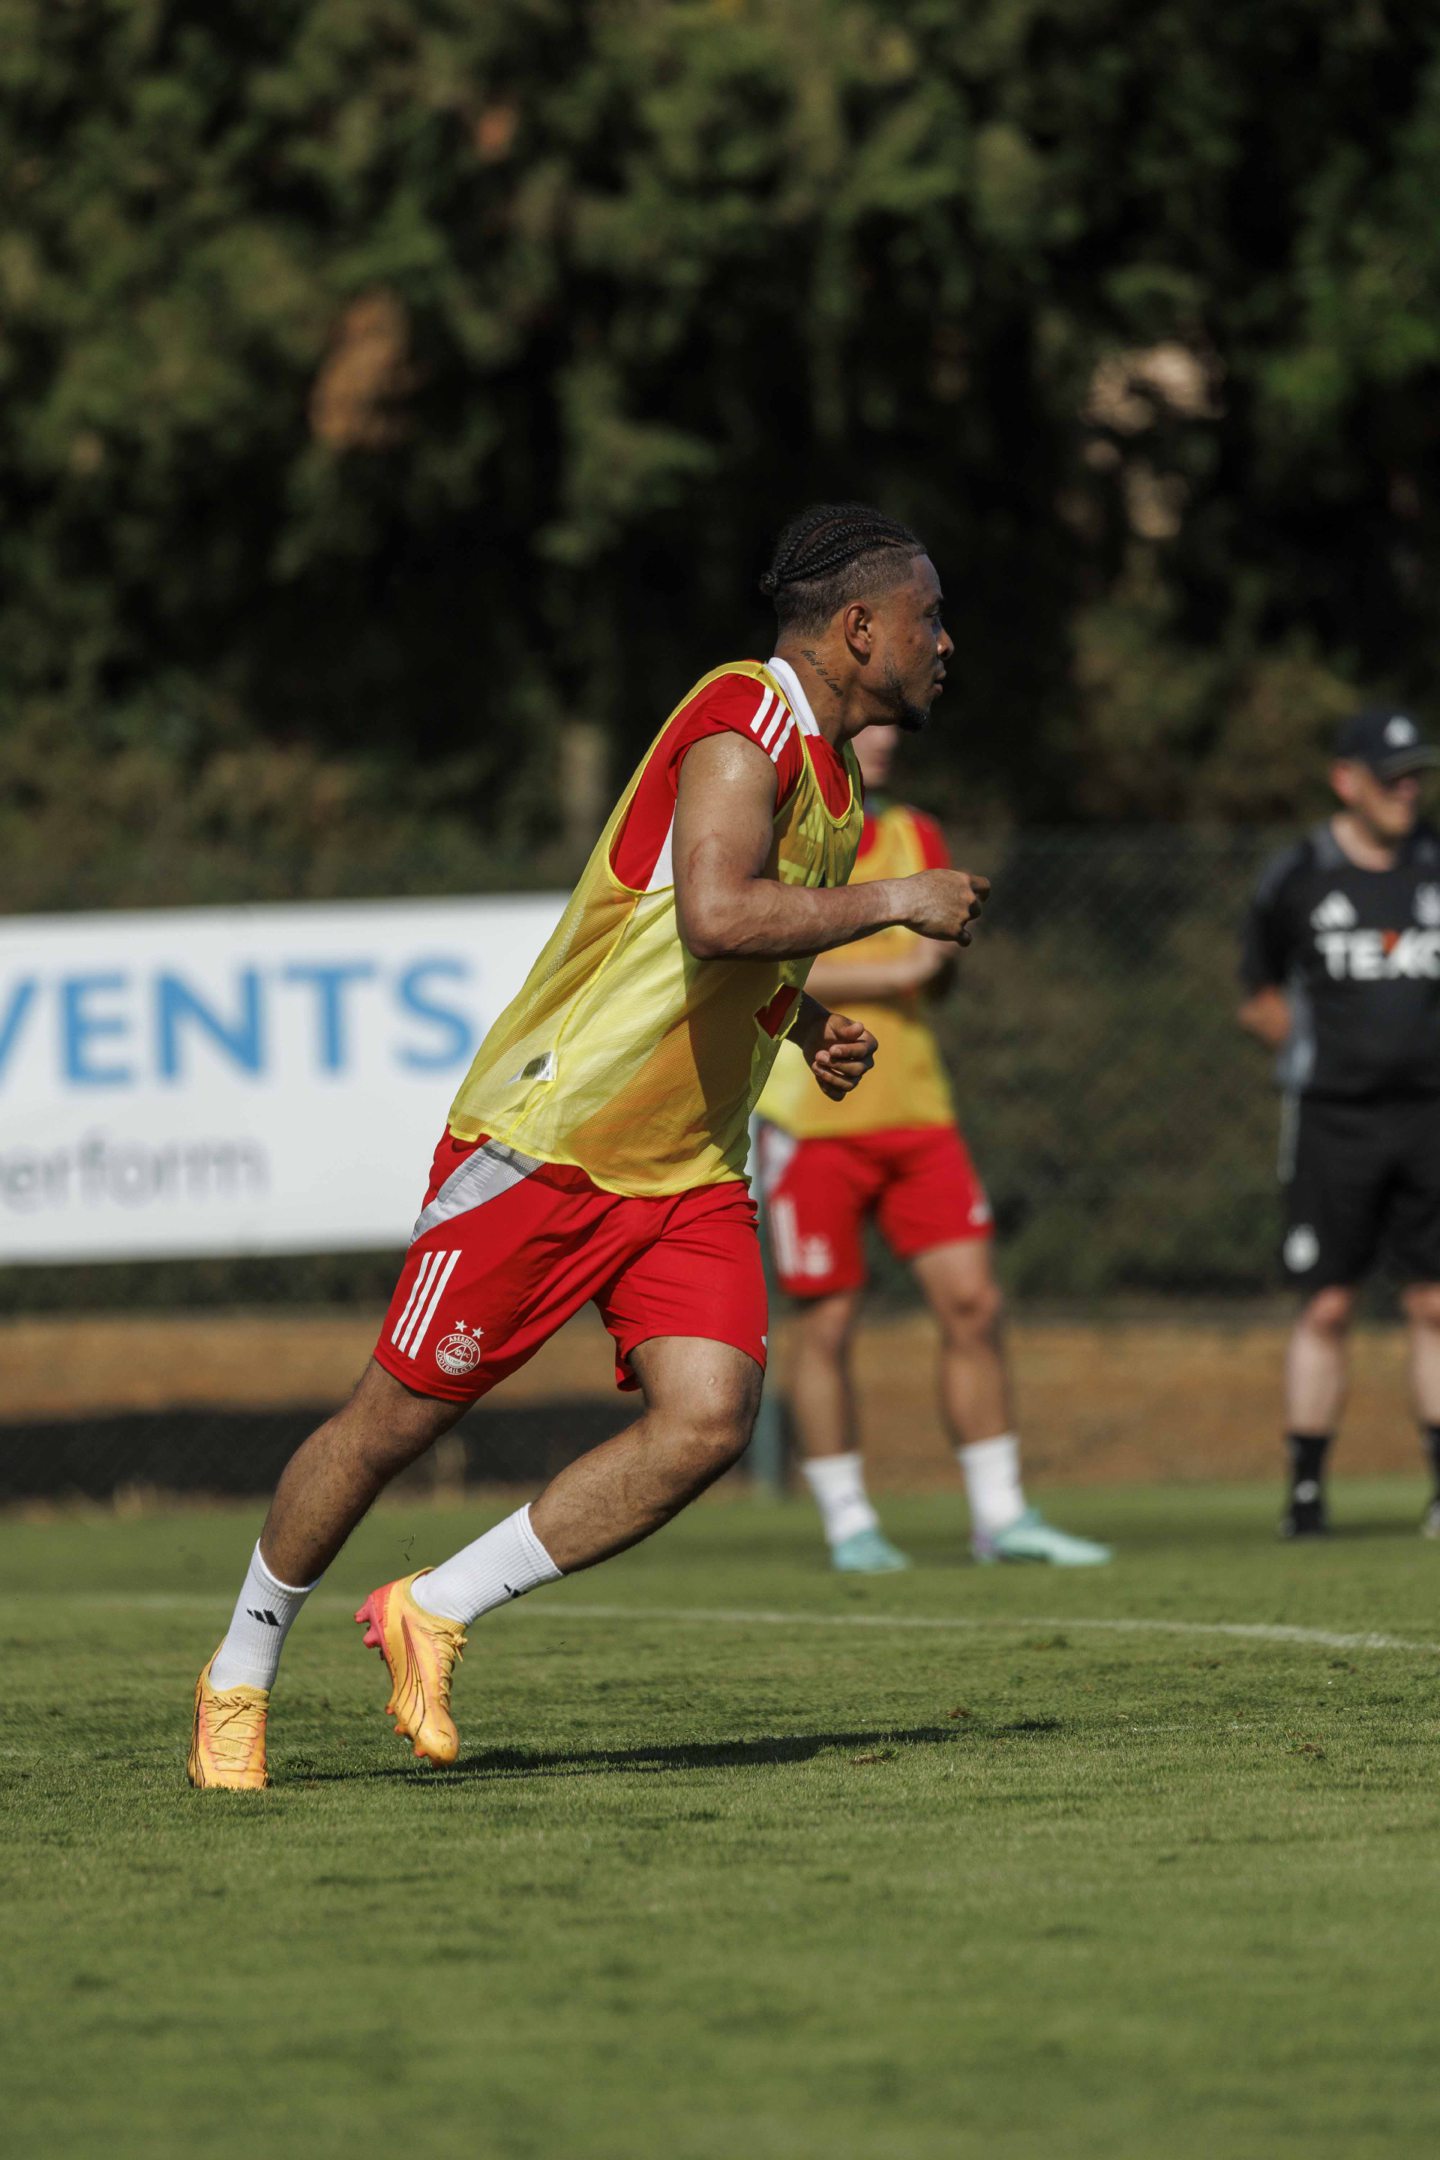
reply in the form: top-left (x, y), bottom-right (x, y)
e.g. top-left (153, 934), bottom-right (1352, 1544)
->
top-left (841, 599), bottom-right (874, 659)
top-left (1330, 760), bottom-right (1358, 806)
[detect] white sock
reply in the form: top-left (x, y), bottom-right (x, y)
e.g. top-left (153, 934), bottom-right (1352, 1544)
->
top-left (958, 1433), bottom-right (1027, 1538)
top-left (411, 1503), bottom-right (562, 1625)
top-left (801, 1451), bottom-right (879, 1548)
top-left (209, 1544), bottom-right (317, 1692)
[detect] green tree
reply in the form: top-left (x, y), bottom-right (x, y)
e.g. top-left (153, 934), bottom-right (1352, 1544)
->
top-left (4, 1), bottom-right (1440, 909)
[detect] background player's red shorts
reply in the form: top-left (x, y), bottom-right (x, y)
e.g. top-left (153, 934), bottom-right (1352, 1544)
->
top-left (757, 1122), bottom-right (992, 1300)
top-left (374, 1132), bottom-right (768, 1403)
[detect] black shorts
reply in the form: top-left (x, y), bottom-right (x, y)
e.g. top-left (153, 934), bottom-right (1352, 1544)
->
top-left (1281, 1094), bottom-right (1440, 1289)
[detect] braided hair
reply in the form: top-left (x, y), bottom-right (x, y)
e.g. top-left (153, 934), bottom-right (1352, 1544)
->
top-left (760, 502), bottom-right (925, 635)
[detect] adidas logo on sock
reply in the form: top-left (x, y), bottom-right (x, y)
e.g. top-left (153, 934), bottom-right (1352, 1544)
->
top-left (247, 1607), bottom-right (281, 1627)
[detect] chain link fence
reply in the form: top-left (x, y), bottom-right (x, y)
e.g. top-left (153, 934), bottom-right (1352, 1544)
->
top-left (2, 829), bottom-right (1290, 1503)
top-left (938, 829), bottom-right (1280, 1300)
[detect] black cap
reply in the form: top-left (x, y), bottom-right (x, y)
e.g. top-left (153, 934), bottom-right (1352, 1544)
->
top-left (1334, 707), bottom-right (1440, 779)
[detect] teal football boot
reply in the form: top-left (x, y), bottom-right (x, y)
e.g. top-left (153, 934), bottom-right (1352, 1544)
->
top-left (973, 1507), bottom-right (1111, 1567)
top-left (831, 1527), bottom-right (912, 1573)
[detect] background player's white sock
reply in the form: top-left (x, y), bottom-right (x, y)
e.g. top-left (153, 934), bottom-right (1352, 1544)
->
top-left (209, 1544), bottom-right (317, 1691)
top-left (958, 1434), bottom-right (1027, 1538)
top-left (802, 1451), bottom-right (879, 1548)
top-left (412, 1503), bottom-right (562, 1625)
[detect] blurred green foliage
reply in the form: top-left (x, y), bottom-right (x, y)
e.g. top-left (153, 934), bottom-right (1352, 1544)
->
top-left (4, 0), bottom-right (1440, 909)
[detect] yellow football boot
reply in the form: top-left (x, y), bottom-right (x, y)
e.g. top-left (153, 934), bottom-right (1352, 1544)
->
top-left (188, 1653), bottom-right (270, 1790)
top-left (354, 1571), bottom-right (466, 1765)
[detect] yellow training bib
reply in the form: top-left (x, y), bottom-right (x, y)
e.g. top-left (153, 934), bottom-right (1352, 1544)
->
top-left (756, 799), bottom-right (955, 1138)
top-left (448, 662), bottom-right (864, 1195)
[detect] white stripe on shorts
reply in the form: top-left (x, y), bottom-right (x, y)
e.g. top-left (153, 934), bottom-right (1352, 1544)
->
top-left (391, 1248), bottom-right (441, 1351)
top-left (769, 1195), bottom-right (802, 1281)
top-left (393, 1248), bottom-right (459, 1357)
top-left (405, 1249), bottom-right (461, 1359)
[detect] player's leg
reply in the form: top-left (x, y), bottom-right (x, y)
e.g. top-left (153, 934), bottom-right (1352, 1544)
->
top-left (192, 1137), bottom-right (628, 1786)
top-left (531, 1334), bottom-right (762, 1564)
top-left (187, 1362), bottom-right (466, 1790)
top-left (787, 1287), bottom-right (861, 1466)
top-left (1281, 1286), bottom-right (1355, 1535)
top-left (358, 1180), bottom-right (771, 1763)
top-left (210, 1361), bottom-right (462, 1685)
top-left (911, 1237), bottom-right (1009, 1447)
top-left (910, 1237), bottom-right (1109, 1566)
top-left (262, 1362), bottom-right (466, 1588)
top-left (787, 1289), bottom-right (908, 1570)
top-left (1387, 1096), bottom-right (1440, 1534)
top-left (353, 1334), bottom-right (765, 1767)
top-left (1401, 1285), bottom-right (1440, 1535)
top-left (413, 1338), bottom-right (761, 1607)
top-left (534, 1179), bottom-right (770, 1562)
top-left (1278, 1099), bottom-right (1377, 1537)
top-left (874, 1125), bottom-right (1109, 1567)
top-left (758, 1128), bottom-right (906, 1571)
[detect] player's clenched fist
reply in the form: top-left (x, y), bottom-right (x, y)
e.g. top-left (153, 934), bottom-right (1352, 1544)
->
top-left (898, 868), bottom-right (990, 946)
top-left (802, 1010), bottom-right (879, 1100)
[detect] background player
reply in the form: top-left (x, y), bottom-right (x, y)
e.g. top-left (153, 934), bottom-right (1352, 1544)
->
top-left (756, 722), bottom-right (1110, 1572)
top-left (1239, 708), bottom-right (1440, 1537)
top-left (189, 503), bottom-right (990, 1788)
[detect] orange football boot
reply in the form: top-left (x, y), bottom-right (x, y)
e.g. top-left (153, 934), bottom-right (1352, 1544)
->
top-left (188, 1652), bottom-right (270, 1790)
top-left (354, 1570), bottom-right (466, 1764)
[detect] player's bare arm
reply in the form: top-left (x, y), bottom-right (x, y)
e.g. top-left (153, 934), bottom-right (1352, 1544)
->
top-left (791, 992), bottom-right (878, 1100)
top-left (1238, 984), bottom-right (1290, 1049)
top-left (673, 732), bottom-right (988, 960)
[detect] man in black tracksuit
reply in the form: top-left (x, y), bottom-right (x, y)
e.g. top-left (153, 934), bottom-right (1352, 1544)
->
top-left (1239, 707), bottom-right (1440, 1537)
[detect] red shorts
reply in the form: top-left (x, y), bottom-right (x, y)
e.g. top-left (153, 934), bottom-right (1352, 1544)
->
top-left (374, 1133), bottom-right (768, 1403)
top-left (757, 1122), bottom-right (992, 1300)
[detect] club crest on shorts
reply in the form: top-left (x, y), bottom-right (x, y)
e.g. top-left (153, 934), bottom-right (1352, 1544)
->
top-left (1284, 1224), bottom-right (1320, 1274)
top-left (1415, 884), bottom-right (1440, 928)
top-left (435, 1320), bottom-right (484, 1377)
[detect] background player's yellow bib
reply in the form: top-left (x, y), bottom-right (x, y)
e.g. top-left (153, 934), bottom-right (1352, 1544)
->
top-left (757, 800), bottom-right (955, 1138)
top-left (448, 663), bottom-right (863, 1196)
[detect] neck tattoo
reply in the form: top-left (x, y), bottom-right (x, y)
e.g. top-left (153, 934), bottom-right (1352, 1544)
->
top-left (799, 647), bottom-right (845, 702)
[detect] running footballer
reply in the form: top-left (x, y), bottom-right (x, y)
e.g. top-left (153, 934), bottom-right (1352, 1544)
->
top-left (189, 503), bottom-right (989, 1789)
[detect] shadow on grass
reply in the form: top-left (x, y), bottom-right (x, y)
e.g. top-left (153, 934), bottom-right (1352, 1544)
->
top-left (1324, 1520), bottom-right (1430, 1542)
top-left (297, 1723), bottom-right (965, 1786)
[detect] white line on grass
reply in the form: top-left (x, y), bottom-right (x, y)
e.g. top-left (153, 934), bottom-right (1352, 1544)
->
top-left (559, 1604), bottom-right (1440, 1658)
top-left (32, 1593), bottom-right (1440, 1658)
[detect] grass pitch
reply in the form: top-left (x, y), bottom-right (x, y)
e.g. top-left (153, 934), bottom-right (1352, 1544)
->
top-left (6, 1479), bottom-right (1440, 2160)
